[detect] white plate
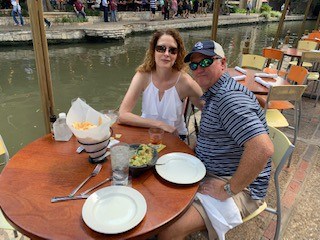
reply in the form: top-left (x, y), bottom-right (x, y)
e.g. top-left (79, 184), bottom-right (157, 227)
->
top-left (82, 186), bottom-right (147, 234)
top-left (155, 152), bottom-right (206, 184)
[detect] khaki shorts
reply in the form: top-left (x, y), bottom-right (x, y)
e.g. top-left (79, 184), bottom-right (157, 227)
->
top-left (193, 175), bottom-right (264, 240)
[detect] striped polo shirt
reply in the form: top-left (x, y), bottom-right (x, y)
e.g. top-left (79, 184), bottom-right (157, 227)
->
top-left (195, 72), bottom-right (271, 200)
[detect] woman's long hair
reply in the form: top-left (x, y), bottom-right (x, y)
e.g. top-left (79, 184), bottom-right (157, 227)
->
top-left (136, 28), bottom-right (187, 72)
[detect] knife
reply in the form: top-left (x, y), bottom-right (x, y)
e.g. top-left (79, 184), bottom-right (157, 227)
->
top-left (51, 195), bottom-right (90, 203)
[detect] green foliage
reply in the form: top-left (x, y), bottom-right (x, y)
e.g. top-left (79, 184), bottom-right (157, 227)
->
top-left (234, 7), bottom-right (246, 14)
top-left (85, 9), bottom-right (101, 16)
top-left (270, 11), bottom-right (281, 18)
top-left (55, 16), bottom-right (88, 23)
top-left (260, 11), bottom-right (270, 20)
top-left (65, 5), bottom-right (74, 12)
top-left (260, 4), bottom-right (272, 13)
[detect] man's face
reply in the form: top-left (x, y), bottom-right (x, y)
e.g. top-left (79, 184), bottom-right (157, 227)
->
top-left (189, 53), bottom-right (226, 91)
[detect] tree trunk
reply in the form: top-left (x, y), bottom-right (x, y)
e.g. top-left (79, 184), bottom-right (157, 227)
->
top-left (43, 0), bottom-right (54, 12)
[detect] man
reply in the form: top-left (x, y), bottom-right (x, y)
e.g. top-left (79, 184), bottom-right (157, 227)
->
top-left (246, 0), bottom-right (252, 15)
top-left (73, 0), bottom-right (86, 19)
top-left (90, 0), bottom-right (101, 10)
top-left (11, 0), bottom-right (24, 26)
top-left (101, 0), bottom-right (109, 22)
top-left (158, 40), bottom-right (274, 239)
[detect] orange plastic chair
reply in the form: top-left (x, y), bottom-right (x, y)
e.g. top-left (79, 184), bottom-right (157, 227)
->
top-left (309, 32), bottom-right (320, 40)
top-left (262, 48), bottom-right (284, 70)
top-left (257, 65), bottom-right (308, 108)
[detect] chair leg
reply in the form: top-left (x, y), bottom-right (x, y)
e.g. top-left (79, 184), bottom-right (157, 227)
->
top-left (13, 230), bottom-right (18, 238)
top-left (314, 82), bottom-right (320, 107)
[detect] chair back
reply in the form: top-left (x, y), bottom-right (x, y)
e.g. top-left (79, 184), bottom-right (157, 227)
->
top-left (262, 48), bottom-right (284, 70)
top-left (265, 85), bottom-right (307, 105)
top-left (301, 51), bottom-right (320, 63)
top-left (286, 65), bottom-right (308, 84)
top-left (0, 134), bottom-right (9, 171)
top-left (241, 54), bottom-right (267, 70)
top-left (268, 126), bottom-right (295, 170)
top-left (297, 40), bottom-right (318, 51)
top-left (309, 32), bottom-right (320, 40)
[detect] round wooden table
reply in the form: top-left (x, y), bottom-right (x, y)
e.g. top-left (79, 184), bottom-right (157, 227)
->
top-left (0, 124), bottom-right (199, 240)
top-left (227, 68), bottom-right (289, 94)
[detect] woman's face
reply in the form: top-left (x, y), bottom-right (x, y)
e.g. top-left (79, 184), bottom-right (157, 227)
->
top-left (154, 34), bottom-right (178, 70)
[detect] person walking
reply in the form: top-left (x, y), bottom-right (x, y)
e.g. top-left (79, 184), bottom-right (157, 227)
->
top-left (246, 0), bottom-right (252, 15)
top-left (110, 0), bottom-right (117, 22)
top-left (149, 0), bottom-right (156, 21)
top-left (101, 0), bottom-right (109, 22)
top-left (73, 0), bottom-right (86, 18)
top-left (163, 0), bottom-right (170, 20)
top-left (11, 0), bottom-right (24, 26)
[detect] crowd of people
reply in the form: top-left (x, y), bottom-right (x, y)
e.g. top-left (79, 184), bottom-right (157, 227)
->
top-left (118, 28), bottom-right (274, 239)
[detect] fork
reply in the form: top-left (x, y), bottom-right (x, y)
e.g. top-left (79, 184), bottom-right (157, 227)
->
top-left (68, 163), bottom-right (102, 197)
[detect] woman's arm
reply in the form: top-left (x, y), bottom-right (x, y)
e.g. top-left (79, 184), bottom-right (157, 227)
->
top-left (179, 73), bottom-right (204, 110)
top-left (118, 72), bottom-right (177, 133)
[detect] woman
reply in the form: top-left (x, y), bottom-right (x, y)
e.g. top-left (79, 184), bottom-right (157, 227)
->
top-left (119, 29), bottom-right (203, 138)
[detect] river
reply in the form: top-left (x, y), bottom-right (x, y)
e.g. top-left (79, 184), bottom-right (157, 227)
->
top-left (0, 21), bottom-right (316, 156)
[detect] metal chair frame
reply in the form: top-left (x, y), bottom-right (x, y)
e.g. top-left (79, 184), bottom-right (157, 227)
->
top-left (264, 85), bottom-right (307, 167)
top-left (300, 51), bottom-right (320, 106)
top-left (0, 134), bottom-right (19, 238)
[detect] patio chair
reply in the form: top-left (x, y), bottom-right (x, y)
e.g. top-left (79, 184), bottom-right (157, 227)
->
top-left (263, 85), bottom-right (307, 167)
top-left (308, 32), bottom-right (320, 40)
top-left (256, 65), bottom-right (308, 109)
top-left (183, 98), bottom-right (199, 145)
top-left (243, 126), bottom-right (295, 240)
top-left (241, 54), bottom-right (267, 70)
top-left (0, 134), bottom-right (18, 238)
top-left (288, 40), bottom-right (319, 68)
top-left (262, 48), bottom-right (284, 71)
top-left (300, 51), bottom-right (320, 107)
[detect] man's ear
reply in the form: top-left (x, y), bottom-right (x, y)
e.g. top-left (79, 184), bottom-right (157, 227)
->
top-left (220, 57), bottom-right (227, 70)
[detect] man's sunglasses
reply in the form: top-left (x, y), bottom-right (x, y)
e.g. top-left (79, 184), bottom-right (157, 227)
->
top-left (155, 45), bottom-right (178, 55)
top-left (189, 57), bottom-right (221, 71)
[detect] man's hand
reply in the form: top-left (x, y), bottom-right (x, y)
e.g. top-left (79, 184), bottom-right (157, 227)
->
top-left (199, 178), bottom-right (230, 201)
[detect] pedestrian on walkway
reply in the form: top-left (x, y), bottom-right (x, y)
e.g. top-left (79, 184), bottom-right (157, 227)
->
top-left (11, 0), bottom-right (24, 26)
top-left (149, 0), bottom-right (156, 21)
top-left (110, 0), bottom-right (117, 22)
top-left (44, 18), bottom-right (52, 27)
top-left (163, 0), bottom-right (170, 20)
top-left (101, 0), bottom-right (109, 22)
top-left (246, 0), bottom-right (252, 15)
top-left (73, 0), bottom-right (86, 19)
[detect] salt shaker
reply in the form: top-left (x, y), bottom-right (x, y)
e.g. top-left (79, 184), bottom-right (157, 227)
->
top-left (53, 113), bottom-right (73, 141)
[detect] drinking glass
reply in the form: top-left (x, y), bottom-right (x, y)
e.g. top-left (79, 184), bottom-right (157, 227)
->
top-left (148, 127), bottom-right (164, 145)
top-left (110, 143), bottom-right (131, 186)
top-left (100, 109), bottom-right (119, 126)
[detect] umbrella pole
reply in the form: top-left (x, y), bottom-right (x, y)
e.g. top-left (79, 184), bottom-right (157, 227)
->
top-left (315, 11), bottom-right (320, 31)
top-left (271, 0), bottom-right (290, 49)
top-left (27, 0), bottom-right (55, 134)
top-left (211, 0), bottom-right (221, 41)
top-left (296, 0), bottom-right (313, 45)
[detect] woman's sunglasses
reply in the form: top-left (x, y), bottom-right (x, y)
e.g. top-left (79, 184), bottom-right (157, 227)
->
top-left (189, 57), bottom-right (221, 71)
top-left (155, 45), bottom-right (178, 55)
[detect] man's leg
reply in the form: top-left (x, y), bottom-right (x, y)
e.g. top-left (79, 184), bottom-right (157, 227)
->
top-left (158, 205), bottom-right (206, 240)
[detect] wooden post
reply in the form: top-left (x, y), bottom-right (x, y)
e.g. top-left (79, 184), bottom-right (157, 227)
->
top-left (27, 0), bottom-right (55, 134)
top-left (211, 0), bottom-right (221, 41)
top-left (315, 11), bottom-right (320, 31)
top-left (242, 38), bottom-right (250, 54)
top-left (296, 0), bottom-right (313, 46)
top-left (271, 0), bottom-right (290, 49)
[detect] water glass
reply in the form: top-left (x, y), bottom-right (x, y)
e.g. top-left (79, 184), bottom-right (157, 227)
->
top-left (110, 143), bottom-right (131, 186)
top-left (148, 127), bottom-right (164, 145)
top-left (100, 109), bottom-right (119, 126)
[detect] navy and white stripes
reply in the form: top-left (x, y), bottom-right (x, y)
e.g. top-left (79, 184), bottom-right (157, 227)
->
top-left (195, 72), bottom-right (271, 200)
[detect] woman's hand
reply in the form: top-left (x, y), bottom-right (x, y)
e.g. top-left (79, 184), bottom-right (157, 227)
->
top-left (159, 124), bottom-right (178, 135)
top-left (198, 178), bottom-right (230, 201)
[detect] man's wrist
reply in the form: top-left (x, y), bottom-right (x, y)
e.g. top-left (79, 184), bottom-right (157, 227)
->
top-left (223, 182), bottom-right (235, 197)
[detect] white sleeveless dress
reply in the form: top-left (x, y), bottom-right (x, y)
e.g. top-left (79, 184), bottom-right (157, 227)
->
top-left (141, 72), bottom-right (187, 135)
